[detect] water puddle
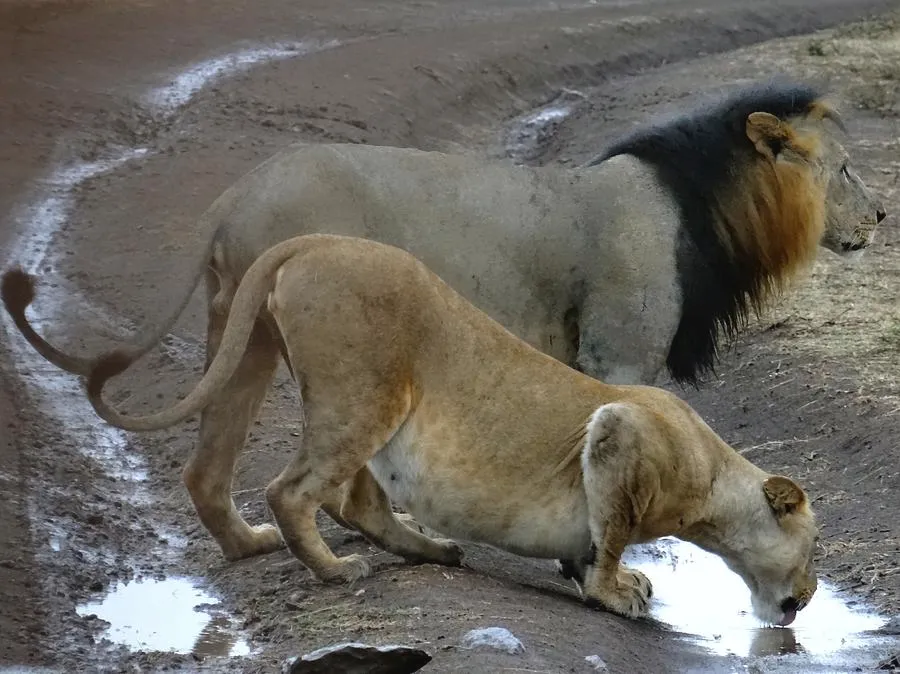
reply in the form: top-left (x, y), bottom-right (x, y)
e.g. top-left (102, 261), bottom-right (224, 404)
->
top-left (624, 538), bottom-right (896, 667)
top-left (504, 89), bottom-right (588, 164)
top-left (76, 577), bottom-right (250, 657)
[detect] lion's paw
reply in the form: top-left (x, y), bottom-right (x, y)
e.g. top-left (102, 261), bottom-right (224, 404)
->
top-left (319, 554), bottom-right (372, 584)
top-left (222, 523), bottom-right (285, 561)
top-left (557, 558), bottom-right (586, 584)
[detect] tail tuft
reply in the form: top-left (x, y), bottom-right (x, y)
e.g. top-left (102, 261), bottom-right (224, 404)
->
top-left (2, 268), bottom-right (36, 318)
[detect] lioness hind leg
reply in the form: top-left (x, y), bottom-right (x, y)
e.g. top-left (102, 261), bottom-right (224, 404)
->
top-left (579, 403), bottom-right (655, 619)
top-left (182, 272), bottom-right (284, 561)
top-left (264, 389), bottom-right (414, 584)
top-left (340, 466), bottom-right (463, 567)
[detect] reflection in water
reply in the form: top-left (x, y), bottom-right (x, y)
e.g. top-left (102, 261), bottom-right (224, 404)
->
top-left (623, 537), bottom-right (889, 659)
top-left (76, 577), bottom-right (249, 657)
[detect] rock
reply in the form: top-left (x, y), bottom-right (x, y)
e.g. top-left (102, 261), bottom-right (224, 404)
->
top-left (584, 654), bottom-right (608, 670)
top-left (282, 642), bottom-right (431, 674)
top-left (460, 627), bottom-right (524, 654)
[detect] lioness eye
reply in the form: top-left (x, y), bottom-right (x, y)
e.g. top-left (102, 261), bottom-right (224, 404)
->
top-left (841, 165), bottom-right (851, 179)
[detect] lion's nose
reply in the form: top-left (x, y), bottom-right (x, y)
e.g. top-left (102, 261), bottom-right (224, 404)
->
top-left (877, 208), bottom-right (887, 223)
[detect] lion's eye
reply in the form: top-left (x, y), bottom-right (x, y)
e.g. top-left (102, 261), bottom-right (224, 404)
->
top-left (841, 165), bottom-right (851, 180)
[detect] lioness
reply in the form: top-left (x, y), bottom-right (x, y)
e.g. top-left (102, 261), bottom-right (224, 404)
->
top-left (86, 234), bottom-right (819, 626)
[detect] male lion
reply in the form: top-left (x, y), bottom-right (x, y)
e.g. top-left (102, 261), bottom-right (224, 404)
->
top-left (85, 234), bottom-right (819, 626)
top-left (1, 81), bottom-right (879, 562)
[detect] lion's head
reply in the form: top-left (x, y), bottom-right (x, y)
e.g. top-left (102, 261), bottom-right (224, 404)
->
top-left (718, 475), bottom-right (818, 627)
top-left (591, 81), bottom-right (887, 384)
top-left (802, 108), bottom-right (887, 255)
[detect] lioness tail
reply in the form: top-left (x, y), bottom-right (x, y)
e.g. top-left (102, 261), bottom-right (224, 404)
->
top-left (85, 239), bottom-right (302, 432)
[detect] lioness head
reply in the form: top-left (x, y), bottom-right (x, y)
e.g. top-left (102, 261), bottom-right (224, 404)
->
top-left (720, 475), bottom-right (818, 627)
top-left (792, 105), bottom-right (886, 255)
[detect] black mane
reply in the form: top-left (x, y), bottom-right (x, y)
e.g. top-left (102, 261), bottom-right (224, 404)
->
top-left (587, 81), bottom-right (823, 385)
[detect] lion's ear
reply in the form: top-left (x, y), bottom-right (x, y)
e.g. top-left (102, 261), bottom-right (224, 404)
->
top-left (763, 476), bottom-right (807, 519)
top-left (746, 112), bottom-right (792, 160)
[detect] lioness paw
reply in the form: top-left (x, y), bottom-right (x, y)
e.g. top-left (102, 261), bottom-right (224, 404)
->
top-left (618, 567), bottom-right (653, 600)
top-left (584, 576), bottom-right (651, 620)
top-left (557, 558), bottom-right (586, 584)
top-left (318, 554), bottom-right (372, 584)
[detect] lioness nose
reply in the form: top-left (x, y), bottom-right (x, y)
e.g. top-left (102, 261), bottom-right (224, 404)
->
top-left (876, 208), bottom-right (887, 223)
top-left (781, 596), bottom-right (800, 613)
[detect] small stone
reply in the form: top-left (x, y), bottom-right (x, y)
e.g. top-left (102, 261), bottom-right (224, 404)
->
top-left (460, 627), bottom-right (524, 654)
top-left (585, 654), bottom-right (608, 670)
top-left (282, 642), bottom-right (431, 673)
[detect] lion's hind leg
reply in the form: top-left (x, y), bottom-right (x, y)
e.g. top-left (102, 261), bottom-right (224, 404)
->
top-left (182, 270), bottom-right (284, 561)
top-left (340, 466), bottom-right (463, 568)
top-left (579, 403), bottom-right (655, 619)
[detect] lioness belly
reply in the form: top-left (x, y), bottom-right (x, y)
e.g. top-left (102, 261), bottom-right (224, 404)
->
top-left (367, 423), bottom-right (591, 560)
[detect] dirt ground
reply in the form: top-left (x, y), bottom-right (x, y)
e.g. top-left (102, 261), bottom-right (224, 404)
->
top-left (2, 0), bottom-right (900, 672)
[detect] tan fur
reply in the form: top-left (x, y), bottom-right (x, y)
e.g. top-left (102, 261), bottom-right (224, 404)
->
top-left (85, 234), bottom-right (819, 624)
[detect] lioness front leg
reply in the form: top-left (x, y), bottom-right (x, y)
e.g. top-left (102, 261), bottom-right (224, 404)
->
top-left (579, 403), bottom-right (655, 619)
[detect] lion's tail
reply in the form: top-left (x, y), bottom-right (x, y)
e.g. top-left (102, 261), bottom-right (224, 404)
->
top-left (85, 238), bottom-right (303, 432)
top-left (2, 231), bottom-right (215, 378)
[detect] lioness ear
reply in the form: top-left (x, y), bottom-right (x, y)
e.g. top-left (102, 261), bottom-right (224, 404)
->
top-left (763, 476), bottom-right (807, 519)
top-left (746, 112), bottom-right (792, 160)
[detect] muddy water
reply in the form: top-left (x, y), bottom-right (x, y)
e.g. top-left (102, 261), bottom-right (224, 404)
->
top-left (76, 577), bottom-right (249, 657)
